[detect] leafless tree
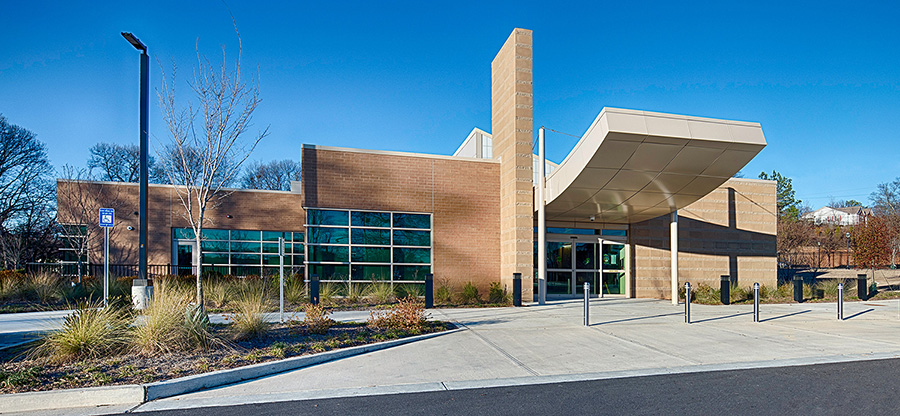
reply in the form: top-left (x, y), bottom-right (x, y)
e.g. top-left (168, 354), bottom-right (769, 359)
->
top-left (88, 142), bottom-right (166, 183)
top-left (871, 178), bottom-right (900, 267)
top-left (158, 26), bottom-right (268, 307)
top-left (240, 159), bottom-right (300, 191)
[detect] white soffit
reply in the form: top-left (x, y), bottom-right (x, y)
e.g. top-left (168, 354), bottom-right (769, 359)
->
top-left (542, 108), bottom-right (766, 224)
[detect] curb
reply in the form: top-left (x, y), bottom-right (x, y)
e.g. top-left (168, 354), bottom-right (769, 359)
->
top-left (0, 326), bottom-right (462, 413)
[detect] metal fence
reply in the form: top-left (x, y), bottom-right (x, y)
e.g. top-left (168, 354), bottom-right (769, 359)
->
top-left (23, 263), bottom-right (305, 279)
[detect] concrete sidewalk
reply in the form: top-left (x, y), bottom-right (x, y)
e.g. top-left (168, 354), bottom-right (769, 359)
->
top-left (134, 297), bottom-right (900, 412)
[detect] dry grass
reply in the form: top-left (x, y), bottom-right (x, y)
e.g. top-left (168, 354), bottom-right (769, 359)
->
top-left (130, 278), bottom-right (197, 354)
top-left (301, 303), bottom-right (334, 335)
top-left (366, 282), bottom-right (395, 305)
top-left (367, 296), bottom-right (429, 332)
top-left (31, 301), bottom-right (130, 363)
top-left (230, 286), bottom-right (270, 341)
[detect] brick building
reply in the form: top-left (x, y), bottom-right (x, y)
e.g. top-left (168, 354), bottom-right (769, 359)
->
top-left (55, 28), bottom-right (776, 301)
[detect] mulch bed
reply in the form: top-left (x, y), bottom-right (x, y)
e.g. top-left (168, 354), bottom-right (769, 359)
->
top-left (0, 321), bottom-right (452, 394)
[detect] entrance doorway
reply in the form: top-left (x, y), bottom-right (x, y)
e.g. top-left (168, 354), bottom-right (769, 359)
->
top-left (545, 237), bottom-right (626, 297)
top-left (175, 242), bottom-right (196, 276)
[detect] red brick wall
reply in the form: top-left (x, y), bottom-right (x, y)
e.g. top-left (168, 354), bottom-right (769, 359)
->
top-left (56, 180), bottom-right (305, 267)
top-left (301, 146), bottom-right (501, 292)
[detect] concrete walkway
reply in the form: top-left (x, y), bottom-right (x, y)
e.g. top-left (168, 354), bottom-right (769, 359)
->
top-left (132, 297), bottom-right (900, 412)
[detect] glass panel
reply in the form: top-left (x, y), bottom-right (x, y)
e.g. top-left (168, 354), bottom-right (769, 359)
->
top-left (200, 229), bottom-right (229, 240)
top-left (547, 271), bottom-right (571, 295)
top-left (200, 240), bottom-right (229, 252)
top-left (575, 272), bottom-right (599, 294)
top-left (201, 265), bottom-right (229, 275)
top-left (393, 247), bottom-right (430, 264)
top-left (547, 228), bottom-right (598, 235)
top-left (308, 246), bottom-right (349, 262)
top-left (173, 228), bottom-right (195, 239)
top-left (603, 244), bottom-right (625, 270)
top-left (263, 255), bottom-right (283, 265)
top-left (262, 243), bottom-right (280, 254)
top-left (231, 254), bottom-right (261, 265)
top-left (547, 242), bottom-right (572, 269)
top-left (177, 245), bottom-right (193, 266)
top-left (392, 230), bottom-right (430, 246)
top-left (293, 254), bottom-right (304, 264)
top-left (308, 227), bottom-right (349, 244)
top-left (603, 272), bottom-right (625, 295)
top-left (575, 243), bottom-right (599, 270)
top-left (231, 230), bottom-right (261, 241)
top-left (352, 228), bottom-right (390, 245)
top-left (293, 232), bottom-right (304, 242)
top-left (392, 213), bottom-right (430, 229)
top-left (293, 243), bottom-right (304, 253)
top-left (262, 231), bottom-right (285, 241)
top-left (230, 242), bottom-right (260, 253)
top-left (352, 246), bottom-right (390, 263)
top-left (602, 229), bottom-right (627, 236)
top-left (307, 209), bottom-right (349, 226)
top-left (351, 265), bottom-right (391, 280)
top-left (202, 253), bottom-right (228, 265)
top-left (393, 265), bottom-right (430, 280)
top-left (309, 264), bottom-right (349, 280)
top-left (351, 211), bottom-right (391, 228)
top-left (232, 266), bottom-right (263, 277)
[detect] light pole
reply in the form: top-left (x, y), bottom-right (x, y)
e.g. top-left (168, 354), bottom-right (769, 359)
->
top-left (817, 241), bottom-right (821, 270)
top-left (122, 32), bottom-right (148, 281)
top-left (845, 232), bottom-right (851, 269)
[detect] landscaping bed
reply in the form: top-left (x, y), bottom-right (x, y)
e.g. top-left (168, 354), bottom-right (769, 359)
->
top-left (0, 320), bottom-right (452, 394)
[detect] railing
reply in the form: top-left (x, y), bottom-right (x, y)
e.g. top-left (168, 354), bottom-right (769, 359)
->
top-left (22, 263), bottom-right (305, 279)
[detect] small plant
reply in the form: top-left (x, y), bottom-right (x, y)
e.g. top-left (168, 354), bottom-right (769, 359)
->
top-left (345, 282), bottom-right (367, 304)
top-left (27, 271), bottom-right (64, 303)
top-left (284, 276), bottom-right (307, 304)
top-left (130, 277), bottom-right (196, 354)
top-left (368, 295), bottom-right (429, 332)
top-left (205, 279), bottom-right (230, 309)
top-left (434, 284), bottom-right (452, 305)
top-left (231, 286), bottom-right (270, 341)
top-left (269, 341), bottom-right (288, 358)
top-left (0, 367), bottom-right (42, 388)
top-left (458, 282), bottom-right (480, 304)
top-left (367, 282), bottom-right (395, 305)
top-left (488, 282), bottom-right (510, 304)
top-left (318, 282), bottom-right (338, 306)
top-left (32, 301), bottom-right (130, 362)
top-left (302, 303), bottom-right (334, 335)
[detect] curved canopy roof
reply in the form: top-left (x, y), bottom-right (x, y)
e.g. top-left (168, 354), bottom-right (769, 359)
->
top-left (542, 108), bottom-right (766, 224)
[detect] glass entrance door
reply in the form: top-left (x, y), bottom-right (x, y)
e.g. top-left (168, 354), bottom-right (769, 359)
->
top-left (176, 242), bottom-right (195, 276)
top-left (544, 238), bottom-right (625, 296)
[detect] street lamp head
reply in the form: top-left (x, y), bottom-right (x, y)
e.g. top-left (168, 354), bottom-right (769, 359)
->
top-left (121, 32), bottom-right (147, 52)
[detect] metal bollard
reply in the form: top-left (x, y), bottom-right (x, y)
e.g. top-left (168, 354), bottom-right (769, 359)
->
top-left (837, 283), bottom-right (844, 320)
top-left (857, 274), bottom-right (867, 301)
top-left (753, 282), bottom-right (760, 323)
top-left (720, 275), bottom-right (731, 305)
top-left (425, 273), bottom-right (434, 309)
top-left (309, 274), bottom-right (320, 306)
top-left (793, 276), bottom-right (803, 303)
top-left (685, 282), bottom-right (691, 324)
top-left (512, 273), bottom-right (522, 307)
top-left (584, 282), bottom-right (590, 326)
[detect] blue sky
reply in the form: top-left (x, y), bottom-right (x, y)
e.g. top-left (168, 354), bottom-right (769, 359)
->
top-left (1, 0), bottom-right (898, 207)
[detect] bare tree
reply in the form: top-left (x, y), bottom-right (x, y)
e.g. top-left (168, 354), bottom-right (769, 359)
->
top-left (88, 142), bottom-right (166, 183)
top-left (240, 159), bottom-right (300, 191)
top-left (158, 27), bottom-right (268, 308)
top-left (871, 178), bottom-right (900, 267)
top-left (0, 115), bottom-right (54, 229)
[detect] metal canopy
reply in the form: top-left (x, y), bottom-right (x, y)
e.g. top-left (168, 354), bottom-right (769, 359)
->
top-left (542, 108), bottom-right (766, 224)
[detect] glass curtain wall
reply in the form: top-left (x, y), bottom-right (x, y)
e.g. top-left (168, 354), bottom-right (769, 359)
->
top-left (172, 228), bottom-right (304, 277)
top-left (305, 208), bottom-right (432, 285)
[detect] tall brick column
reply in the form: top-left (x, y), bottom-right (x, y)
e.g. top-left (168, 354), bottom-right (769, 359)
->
top-left (492, 28), bottom-right (534, 301)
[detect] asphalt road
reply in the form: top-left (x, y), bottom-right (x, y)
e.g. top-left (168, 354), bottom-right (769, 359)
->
top-left (130, 358), bottom-right (900, 415)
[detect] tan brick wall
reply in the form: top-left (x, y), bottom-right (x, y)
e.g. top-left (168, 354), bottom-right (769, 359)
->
top-left (301, 147), bottom-right (501, 293)
top-left (630, 178), bottom-right (777, 299)
top-left (492, 28), bottom-right (535, 299)
top-left (56, 180), bottom-right (305, 268)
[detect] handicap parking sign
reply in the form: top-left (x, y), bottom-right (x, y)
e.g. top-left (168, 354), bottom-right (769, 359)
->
top-left (99, 208), bottom-right (115, 228)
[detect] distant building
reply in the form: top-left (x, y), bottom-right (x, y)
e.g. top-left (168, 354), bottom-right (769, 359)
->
top-left (803, 206), bottom-right (872, 226)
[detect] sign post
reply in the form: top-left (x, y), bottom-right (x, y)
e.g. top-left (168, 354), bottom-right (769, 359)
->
top-left (99, 208), bottom-right (115, 308)
top-left (278, 237), bottom-right (285, 323)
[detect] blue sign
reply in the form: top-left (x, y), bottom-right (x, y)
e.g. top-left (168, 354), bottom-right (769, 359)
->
top-left (99, 208), bottom-right (115, 228)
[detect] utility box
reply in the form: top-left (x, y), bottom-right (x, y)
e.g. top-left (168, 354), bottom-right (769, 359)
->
top-left (131, 278), bottom-right (153, 310)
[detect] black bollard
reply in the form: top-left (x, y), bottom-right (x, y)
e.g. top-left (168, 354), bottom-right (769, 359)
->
top-left (425, 273), bottom-right (434, 308)
top-left (720, 275), bottom-right (731, 305)
top-left (793, 276), bottom-right (803, 303)
top-left (857, 274), bottom-right (868, 301)
top-left (685, 282), bottom-right (691, 324)
top-left (309, 274), bottom-right (320, 305)
top-left (512, 273), bottom-right (522, 307)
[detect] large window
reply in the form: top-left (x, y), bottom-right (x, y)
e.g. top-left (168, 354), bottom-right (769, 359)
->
top-left (173, 228), bottom-right (304, 277)
top-left (305, 208), bottom-right (432, 283)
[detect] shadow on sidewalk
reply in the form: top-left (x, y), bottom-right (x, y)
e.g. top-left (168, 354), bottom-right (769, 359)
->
top-left (844, 309), bottom-right (874, 320)
top-left (591, 312), bottom-right (683, 326)
top-left (691, 312), bottom-right (753, 324)
top-left (759, 310), bottom-right (811, 323)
